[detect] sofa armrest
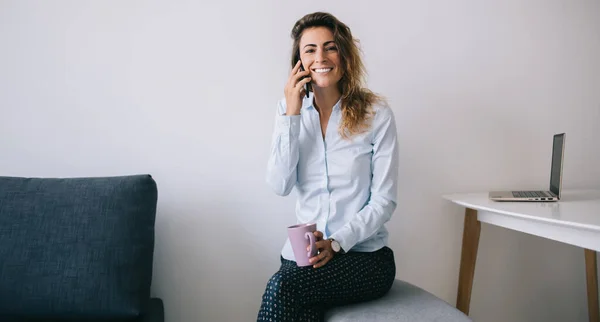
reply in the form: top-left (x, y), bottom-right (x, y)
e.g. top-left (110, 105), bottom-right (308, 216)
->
top-left (139, 298), bottom-right (164, 322)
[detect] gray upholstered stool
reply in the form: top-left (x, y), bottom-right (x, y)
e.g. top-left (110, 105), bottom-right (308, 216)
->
top-left (325, 279), bottom-right (472, 322)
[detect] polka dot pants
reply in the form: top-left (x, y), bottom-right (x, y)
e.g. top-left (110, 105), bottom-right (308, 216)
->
top-left (256, 246), bottom-right (396, 322)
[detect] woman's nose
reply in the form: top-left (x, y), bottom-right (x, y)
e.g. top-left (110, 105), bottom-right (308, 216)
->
top-left (315, 48), bottom-right (326, 63)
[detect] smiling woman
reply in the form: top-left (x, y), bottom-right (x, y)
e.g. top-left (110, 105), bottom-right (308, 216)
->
top-left (258, 11), bottom-right (400, 322)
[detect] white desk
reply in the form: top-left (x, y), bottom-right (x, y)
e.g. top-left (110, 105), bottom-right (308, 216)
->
top-left (443, 189), bottom-right (600, 322)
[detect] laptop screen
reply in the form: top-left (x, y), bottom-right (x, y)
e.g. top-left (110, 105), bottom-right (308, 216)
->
top-left (549, 133), bottom-right (565, 196)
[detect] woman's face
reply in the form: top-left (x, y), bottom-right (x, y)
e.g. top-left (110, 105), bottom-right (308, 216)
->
top-left (299, 26), bottom-right (343, 90)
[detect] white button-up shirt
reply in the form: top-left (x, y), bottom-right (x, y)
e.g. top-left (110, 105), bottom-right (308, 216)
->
top-left (266, 92), bottom-right (399, 261)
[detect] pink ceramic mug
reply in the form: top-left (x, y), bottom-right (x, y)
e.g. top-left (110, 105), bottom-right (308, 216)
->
top-left (287, 223), bottom-right (318, 267)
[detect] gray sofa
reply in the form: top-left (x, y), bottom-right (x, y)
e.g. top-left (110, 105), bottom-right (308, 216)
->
top-left (326, 279), bottom-right (472, 321)
top-left (0, 174), bottom-right (163, 322)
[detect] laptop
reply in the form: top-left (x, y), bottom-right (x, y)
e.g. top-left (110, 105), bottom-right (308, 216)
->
top-left (489, 133), bottom-right (566, 202)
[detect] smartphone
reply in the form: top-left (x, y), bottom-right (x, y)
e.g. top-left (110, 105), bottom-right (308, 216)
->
top-left (296, 56), bottom-right (311, 98)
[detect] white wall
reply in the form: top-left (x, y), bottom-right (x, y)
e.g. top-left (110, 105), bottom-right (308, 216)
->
top-left (1, 0), bottom-right (599, 321)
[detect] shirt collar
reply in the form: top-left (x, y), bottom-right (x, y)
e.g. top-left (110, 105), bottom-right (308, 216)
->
top-left (301, 92), bottom-right (343, 111)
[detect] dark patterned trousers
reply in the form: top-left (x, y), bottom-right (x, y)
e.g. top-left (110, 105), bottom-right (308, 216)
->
top-left (257, 246), bottom-right (396, 322)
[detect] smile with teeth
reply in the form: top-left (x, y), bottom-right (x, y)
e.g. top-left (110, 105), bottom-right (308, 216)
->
top-left (313, 68), bottom-right (332, 73)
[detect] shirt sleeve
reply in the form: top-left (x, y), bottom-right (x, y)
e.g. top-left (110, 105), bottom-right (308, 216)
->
top-left (265, 99), bottom-right (301, 196)
top-left (330, 106), bottom-right (399, 252)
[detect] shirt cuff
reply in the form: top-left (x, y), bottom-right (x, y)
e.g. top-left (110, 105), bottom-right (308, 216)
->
top-left (329, 228), bottom-right (355, 254)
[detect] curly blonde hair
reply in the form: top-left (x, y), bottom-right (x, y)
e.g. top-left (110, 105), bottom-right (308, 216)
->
top-left (291, 12), bottom-right (385, 139)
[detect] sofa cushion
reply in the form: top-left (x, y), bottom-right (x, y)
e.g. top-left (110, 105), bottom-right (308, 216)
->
top-left (0, 174), bottom-right (158, 321)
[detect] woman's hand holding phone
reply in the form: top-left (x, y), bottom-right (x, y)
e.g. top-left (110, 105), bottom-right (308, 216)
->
top-left (284, 60), bottom-right (311, 115)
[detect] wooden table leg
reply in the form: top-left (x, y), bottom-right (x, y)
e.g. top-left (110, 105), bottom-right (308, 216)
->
top-left (585, 249), bottom-right (599, 322)
top-left (456, 208), bottom-right (481, 315)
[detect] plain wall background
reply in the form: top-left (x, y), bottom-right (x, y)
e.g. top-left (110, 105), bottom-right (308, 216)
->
top-left (1, 0), bottom-right (599, 321)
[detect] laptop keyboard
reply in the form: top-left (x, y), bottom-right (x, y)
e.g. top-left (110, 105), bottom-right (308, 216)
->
top-left (512, 191), bottom-right (550, 198)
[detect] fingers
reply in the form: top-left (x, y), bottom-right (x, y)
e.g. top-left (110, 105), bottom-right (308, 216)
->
top-left (289, 72), bottom-right (310, 91)
top-left (306, 235), bottom-right (326, 252)
top-left (313, 230), bottom-right (324, 240)
top-left (290, 59), bottom-right (302, 76)
top-left (315, 239), bottom-right (329, 249)
top-left (286, 61), bottom-right (311, 102)
top-left (308, 235), bottom-right (333, 268)
top-left (289, 61), bottom-right (310, 81)
top-left (285, 72), bottom-right (310, 98)
top-left (289, 61), bottom-right (308, 81)
top-left (294, 75), bottom-right (311, 90)
top-left (310, 249), bottom-right (332, 268)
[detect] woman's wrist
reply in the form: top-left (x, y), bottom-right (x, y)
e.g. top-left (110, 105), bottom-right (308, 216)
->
top-left (285, 108), bottom-right (301, 116)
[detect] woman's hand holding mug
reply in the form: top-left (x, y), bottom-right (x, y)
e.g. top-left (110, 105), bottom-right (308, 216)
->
top-left (307, 230), bottom-right (335, 268)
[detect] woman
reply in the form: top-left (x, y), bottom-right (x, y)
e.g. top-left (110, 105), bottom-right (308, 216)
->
top-left (258, 11), bottom-right (399, 321)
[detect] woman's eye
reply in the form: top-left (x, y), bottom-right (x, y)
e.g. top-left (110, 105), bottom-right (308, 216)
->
top-left (327, 46), bottom-right (337, 51)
